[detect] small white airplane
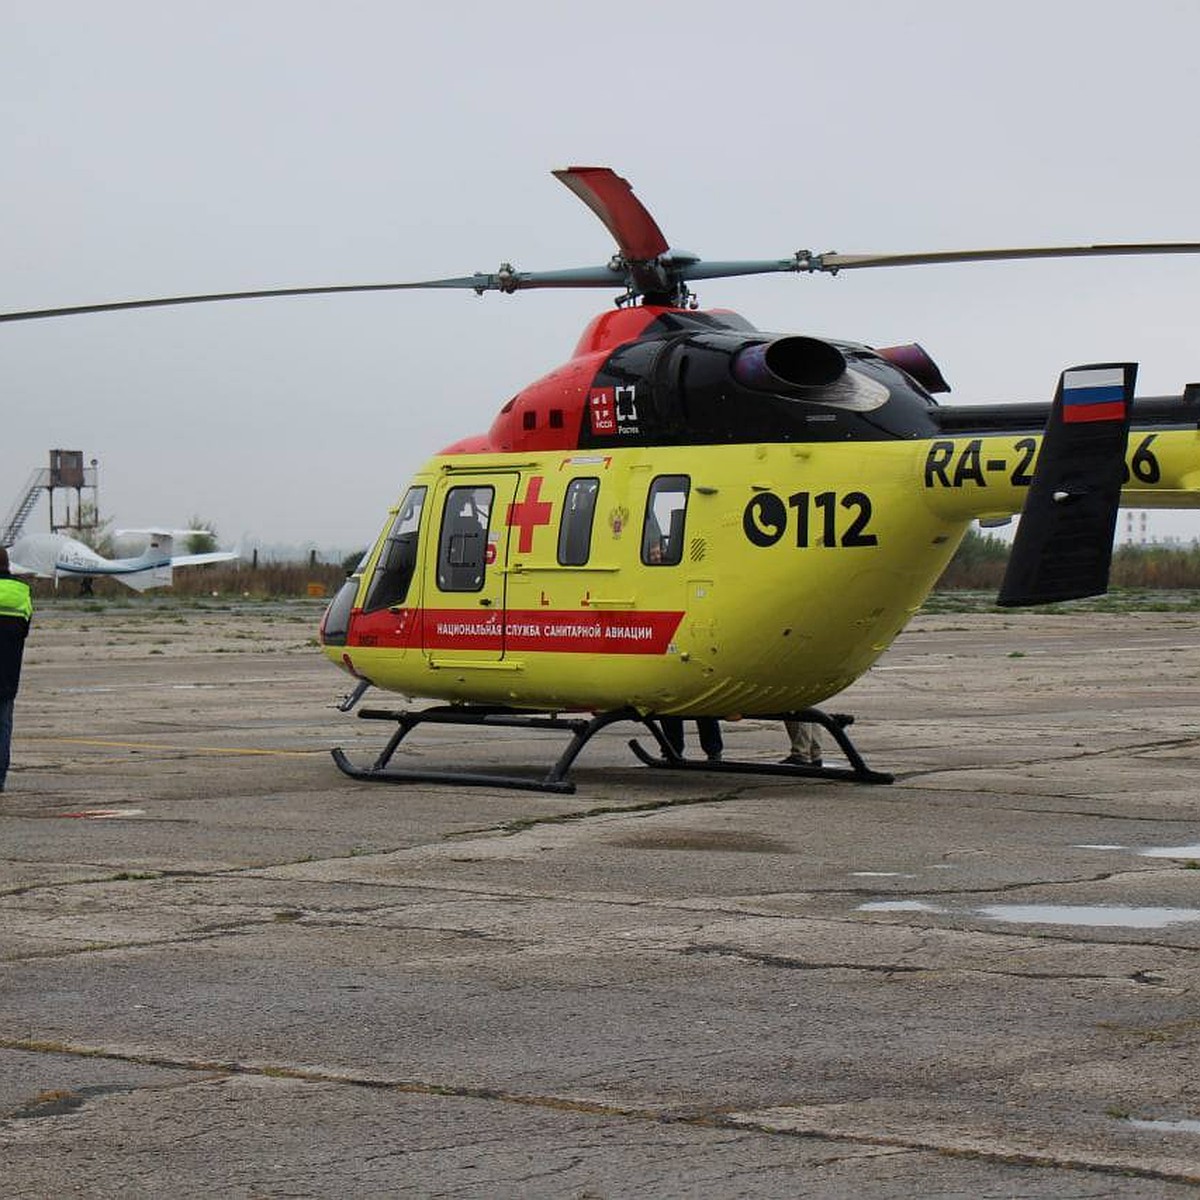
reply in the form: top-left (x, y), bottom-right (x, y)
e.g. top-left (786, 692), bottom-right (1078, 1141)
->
top-left (7, 530), bottom-right (238, 591)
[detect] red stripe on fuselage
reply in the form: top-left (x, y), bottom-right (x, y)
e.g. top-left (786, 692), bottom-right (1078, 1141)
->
top-left (347, 606), bottom-right (683, 655)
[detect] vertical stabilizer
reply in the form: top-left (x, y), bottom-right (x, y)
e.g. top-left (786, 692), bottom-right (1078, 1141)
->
top-left (144, 531), bottom-right (175, 560)
top-left (998, 363), bottom-right (1136, 606)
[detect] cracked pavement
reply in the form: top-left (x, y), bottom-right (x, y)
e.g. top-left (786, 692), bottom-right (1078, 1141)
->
top-left (2, 599), bottom-right (1200, 1196)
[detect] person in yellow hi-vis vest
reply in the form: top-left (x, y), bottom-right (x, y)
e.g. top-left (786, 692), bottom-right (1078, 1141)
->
top-left (0, 547), bottom-right (33, 792)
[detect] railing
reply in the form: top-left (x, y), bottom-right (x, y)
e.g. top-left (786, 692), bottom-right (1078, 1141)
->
top-left (2, 469), bottom-right (50, 546)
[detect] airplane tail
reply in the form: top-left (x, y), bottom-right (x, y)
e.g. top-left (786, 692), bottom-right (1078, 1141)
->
top-left (117, 529), bottom-right (240, 569)
top-left (113, 532), bottom-right (175, 590)
top-left (144, 531), bottom-right (174, 559)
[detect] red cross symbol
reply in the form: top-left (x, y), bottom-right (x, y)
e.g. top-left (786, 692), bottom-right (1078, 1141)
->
top-left (506, 475), bottom-right (553, 553)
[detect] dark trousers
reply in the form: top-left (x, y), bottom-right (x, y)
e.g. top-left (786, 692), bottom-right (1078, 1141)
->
top-left (660, 716), bottom-right (723, 758)
top-left (0, 695), bottom-right (13, 788)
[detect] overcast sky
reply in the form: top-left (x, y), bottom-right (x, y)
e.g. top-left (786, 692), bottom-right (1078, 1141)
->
top-left (5, 0), bottom-right (1200, 550)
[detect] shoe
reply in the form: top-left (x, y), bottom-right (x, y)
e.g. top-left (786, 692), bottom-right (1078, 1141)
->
top-left (706, 753), bottom-right (722, 763)
top-left (781, 754), bottom-right (821, 767)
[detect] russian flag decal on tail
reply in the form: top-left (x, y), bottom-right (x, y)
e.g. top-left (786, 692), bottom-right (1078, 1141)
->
top-left (1062, 366), bottom-right (1128, 423)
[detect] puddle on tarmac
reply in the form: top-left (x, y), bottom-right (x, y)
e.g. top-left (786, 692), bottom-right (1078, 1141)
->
top-left (1072, 841), bottom-right (1200, 858)
top-left (856, 900), bottom-right (1200, 929)
top-left (979, 904), bottom-right (1200, 929)
top-left (1128, 1117), bottom-right (1200, 1134)
top-left (1138, 843), bottom-right (1200, 859)
top-left (851, 871), bottom-right (917, 878)
top-left (856, 836), bottom-right (1200, 926)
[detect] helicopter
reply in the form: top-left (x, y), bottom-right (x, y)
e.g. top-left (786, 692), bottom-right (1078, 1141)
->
top-left (7, 167), bottom-right (1200, 793)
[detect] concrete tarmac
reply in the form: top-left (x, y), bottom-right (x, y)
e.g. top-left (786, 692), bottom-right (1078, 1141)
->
top-left (2, 598), bottom-right (1200, 1197)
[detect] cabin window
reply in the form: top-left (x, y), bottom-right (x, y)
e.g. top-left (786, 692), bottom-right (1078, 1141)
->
top-left (641, 475), bottom-right (690, 566)
top-left (363, 486), bottom-right (427, 612)
top-left (557, 478), bottom-right (600, 566)
top-left (437, 485), bottom-right (493, 592)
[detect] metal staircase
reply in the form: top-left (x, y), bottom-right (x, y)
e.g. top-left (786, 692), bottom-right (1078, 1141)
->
top-left (3, 469), bottom-right (49, 545)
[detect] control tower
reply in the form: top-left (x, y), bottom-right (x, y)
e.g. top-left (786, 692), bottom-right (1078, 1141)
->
top-left (2, 450), bottom-right (100, 545)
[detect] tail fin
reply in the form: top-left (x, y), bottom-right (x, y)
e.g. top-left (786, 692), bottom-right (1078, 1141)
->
top-left (998, 363), bottom-right (1136, 607)
top-left (113, 531), bottom-right (175, 590)
top-left (144, 531), bottom-right (174, 560)
top-left (109, 528), bottom-right (238, 581)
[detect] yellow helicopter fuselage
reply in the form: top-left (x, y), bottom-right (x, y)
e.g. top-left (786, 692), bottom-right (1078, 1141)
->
top-left (321, 421), bottom-right (1200, 718)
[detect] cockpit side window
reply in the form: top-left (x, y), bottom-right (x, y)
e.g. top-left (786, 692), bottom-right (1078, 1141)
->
top-left (437, 485), bottom-right (494, 592)
top-left (641, 475), bottom-right (690, 566)
top-left (320, 577), bottom-right (358, 646)
top-left (557, 478), bottom-right (600, 566)
top-left (362, 486), bottom-right (427, 612)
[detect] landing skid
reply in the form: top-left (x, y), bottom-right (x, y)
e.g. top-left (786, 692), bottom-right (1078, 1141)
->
top-left (628, 708), bottom-right (893, 785)
top-left (331, 705), bottom-right (643, 794)
top-left (332, 705), bottom-right (892, 793)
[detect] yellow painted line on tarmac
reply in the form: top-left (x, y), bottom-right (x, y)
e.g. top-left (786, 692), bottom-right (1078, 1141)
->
top-left (26, 736), bottom-right (323, 758)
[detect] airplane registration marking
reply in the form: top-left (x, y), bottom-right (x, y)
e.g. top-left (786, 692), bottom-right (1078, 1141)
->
top-left (923, 438), bottom-right (1038, 489)
top-left (923, 434), bottom-right (1163, 489)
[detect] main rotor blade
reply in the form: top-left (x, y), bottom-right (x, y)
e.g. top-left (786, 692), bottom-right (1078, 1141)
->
top-left (816, 242), bottom-right (1200, 272)
top-left (0, 281), bottom-right (456, 322)
top-left (552, 167), bottom-right (670, 262)
top-left (0, 265), bottom-right (630, 322)
top-left (647, 241), bottom-right (1200, 286)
